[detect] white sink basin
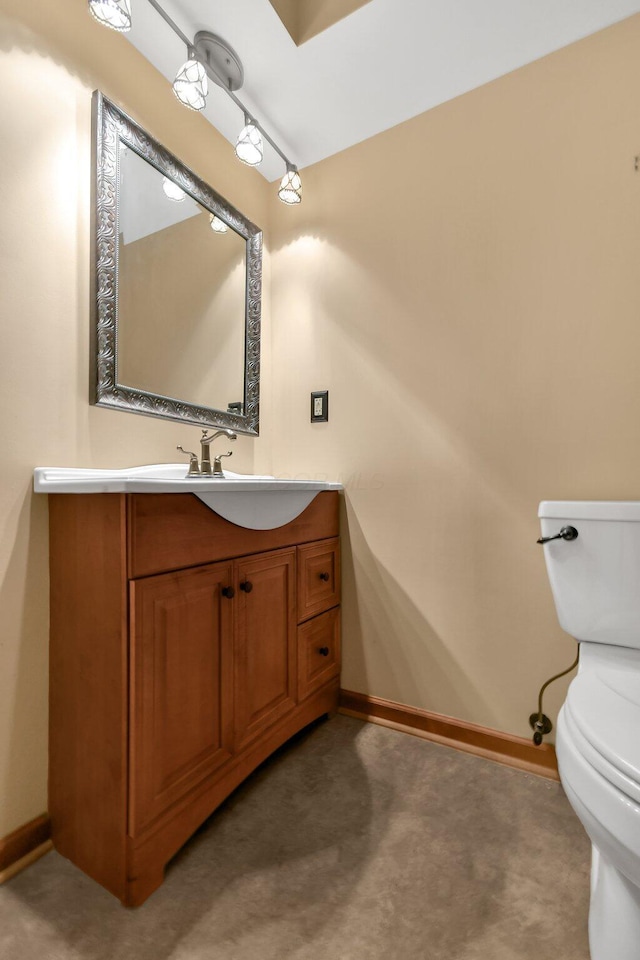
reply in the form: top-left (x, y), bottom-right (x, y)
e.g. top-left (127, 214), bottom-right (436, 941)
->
top-left (33, 465), bottom-right (342, 530)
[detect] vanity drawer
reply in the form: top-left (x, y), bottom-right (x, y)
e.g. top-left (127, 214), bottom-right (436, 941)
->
top-left (297, 538), bottom-right (340, 622)
top-left (298, 607), bottom-right (341, 701)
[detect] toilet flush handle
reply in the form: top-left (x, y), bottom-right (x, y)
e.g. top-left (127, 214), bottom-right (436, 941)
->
top-left (536, 525), bottom-right (579, 545)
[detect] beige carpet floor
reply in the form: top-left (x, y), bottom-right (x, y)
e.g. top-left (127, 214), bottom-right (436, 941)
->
top-left (0, 715), bottom-right (591, 959)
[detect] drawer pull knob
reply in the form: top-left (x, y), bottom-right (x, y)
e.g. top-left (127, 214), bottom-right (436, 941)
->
top-left (319, 572), bottom-right (330, 582)
top-left (318, 646), bottom-right (330, 657)
top-left (221, 586), bottom-right (235, 599)
top-left (239, 581), bottom-right (253, 593)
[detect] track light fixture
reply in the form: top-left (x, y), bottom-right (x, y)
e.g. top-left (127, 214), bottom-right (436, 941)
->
top-left (235, 116), bottom-right (264, 167)
top-left (278, 166), bottom-right (302, 205)
top-left (89, 0), bottom-right (303, 203)
top-left (88, 0), bottom-right (132, 32)
top-left (173, 58), bottom-right (208, 112)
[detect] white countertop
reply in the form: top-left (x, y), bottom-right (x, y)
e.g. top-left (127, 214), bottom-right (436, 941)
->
top-left (33, 464), bottom-right (342, 530)
top-left (33, 464), bottom-right (342, 494)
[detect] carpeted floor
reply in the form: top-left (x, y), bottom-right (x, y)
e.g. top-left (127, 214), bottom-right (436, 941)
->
top-left (0, 715), bottom-right (591, 960)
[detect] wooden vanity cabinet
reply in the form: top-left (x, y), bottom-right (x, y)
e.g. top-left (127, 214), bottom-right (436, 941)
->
top-left (48, 490), bottom-right (340, 906)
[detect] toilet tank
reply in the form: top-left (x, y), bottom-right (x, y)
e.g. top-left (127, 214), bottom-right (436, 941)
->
top-left (539, 501), bottom-right (640, 650)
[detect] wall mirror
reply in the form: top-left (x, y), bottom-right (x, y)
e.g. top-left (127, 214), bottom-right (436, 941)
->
top-left (91, 92), bottom-right (261, 434)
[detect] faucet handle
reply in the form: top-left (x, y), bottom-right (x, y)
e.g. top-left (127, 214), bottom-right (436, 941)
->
top-left (176, 445), bottom-right (201, 477)
top-left (212, 450), bottom-right (233, 477)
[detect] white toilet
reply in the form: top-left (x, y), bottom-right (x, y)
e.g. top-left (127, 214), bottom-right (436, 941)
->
top-left (538, 500), bottom-right (640, 960)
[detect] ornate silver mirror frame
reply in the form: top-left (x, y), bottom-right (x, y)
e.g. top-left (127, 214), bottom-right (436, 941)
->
top-left (91, 91), bottom-right (261, 434)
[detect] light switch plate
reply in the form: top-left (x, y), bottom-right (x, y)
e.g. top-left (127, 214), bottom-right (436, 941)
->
top-left (310, 390), bottom-right (329, 423)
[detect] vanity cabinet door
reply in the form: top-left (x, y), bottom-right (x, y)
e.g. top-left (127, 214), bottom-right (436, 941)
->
top-left (234, 548), bottom-right (297, 751)
top-left (129, 562), bottom-right (234, 836)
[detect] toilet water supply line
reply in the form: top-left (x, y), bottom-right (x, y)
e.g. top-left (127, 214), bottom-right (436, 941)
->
top-left (529, 647), bottom-right (580, 745)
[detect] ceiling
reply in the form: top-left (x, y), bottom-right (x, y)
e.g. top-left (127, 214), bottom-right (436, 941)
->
top-left (125, 0), bottom-right (640, 182)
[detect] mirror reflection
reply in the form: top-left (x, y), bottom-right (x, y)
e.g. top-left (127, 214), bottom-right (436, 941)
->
top-left (118, 145), bottom-right (246, 413)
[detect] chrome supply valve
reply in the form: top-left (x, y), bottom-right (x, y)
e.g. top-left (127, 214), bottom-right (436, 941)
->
top-left (529, 712), bottom-right (553, 746)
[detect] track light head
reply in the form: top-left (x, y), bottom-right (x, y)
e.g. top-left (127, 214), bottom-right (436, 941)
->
top-left (88, 0), bottom-right (132, 31)
top-left (278, 166), bottom-right (302, 205)
top-left (235, 118), bottom-right (263, 167)
top-left (173, 59), bottom-right (208, 111)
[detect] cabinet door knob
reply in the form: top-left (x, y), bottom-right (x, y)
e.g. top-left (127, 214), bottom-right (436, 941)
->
top-left (239, 581), bottom-right (253, 593)
top-left (319, 572), bottom-right (330, 582)
top-left (221, 586), bottom-right (235, 599)
top-left (318, 646), bottom-right (330, 657)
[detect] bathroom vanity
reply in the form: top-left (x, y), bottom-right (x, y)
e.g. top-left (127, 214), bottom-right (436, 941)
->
top-left (43, 480), bottom-right (341, 906)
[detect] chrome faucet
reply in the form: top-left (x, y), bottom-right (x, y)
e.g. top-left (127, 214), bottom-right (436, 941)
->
top-left (177, 429), bottom-right (237, 478)
top-left (200, 429), bottom-right (237, 477)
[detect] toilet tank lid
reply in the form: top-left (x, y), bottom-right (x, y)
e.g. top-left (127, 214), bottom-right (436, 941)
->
top-left (539, 500), bottom-right (640, 521)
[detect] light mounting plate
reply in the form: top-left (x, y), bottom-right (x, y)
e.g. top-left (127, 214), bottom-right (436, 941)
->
top-left (193, 31), bottom-right (244, 91)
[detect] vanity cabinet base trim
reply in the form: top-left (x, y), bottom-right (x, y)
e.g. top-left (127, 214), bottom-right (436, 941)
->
top-left (339, 690), bottom-right (559, 780)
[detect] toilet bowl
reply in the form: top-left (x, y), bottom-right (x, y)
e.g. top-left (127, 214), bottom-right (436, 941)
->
top-left (538, 501), bottom-right (640, 960)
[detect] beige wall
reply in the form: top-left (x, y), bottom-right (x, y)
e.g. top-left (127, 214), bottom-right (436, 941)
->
top-left (2, 0), bottom-right (640, 841)
top-left (0, 0), bottom-right (270, 837)
top-left (268, 0), bottom-right (373, 44)
top-left (267, 15), bottom-right (640, 736)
